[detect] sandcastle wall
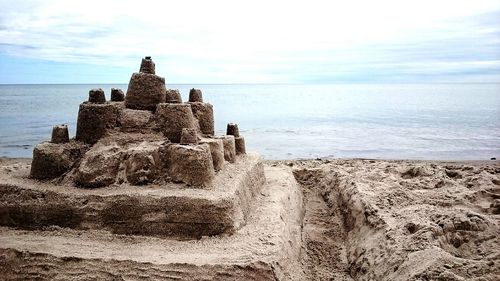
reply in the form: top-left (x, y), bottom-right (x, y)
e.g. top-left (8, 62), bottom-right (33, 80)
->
top-left (6, 154), bottom-right (266, 238)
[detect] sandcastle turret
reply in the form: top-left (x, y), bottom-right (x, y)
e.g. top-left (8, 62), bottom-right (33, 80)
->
top-left (76, 88), bottom-right (121, 144)
top-left (155, 103), bottom-right (198, 143)
top-left (227, 123), bottom-right (246, 155)
top-left (88, 88), bottom-right (106, 103)
top-left (139, 56), bottom-right (155, 74)
top-left (189, 88), bottom-right (203, 102)
top-left (199, 138), bottom-right (225, 171)
top-left (188, 88), bottom-right (215, 136)
top-left (165, 89), bottom-right (182, 103)
top-left (180, 128), bottom-right (199, 145)
top-left (51, 124), bottom-right (69, 144)
top-left (216, 135), bottom-right (236, 163)
top-left (111, 88), bottom-right (125, 101)
top-left (125, 56), bottom-right (166, 111)
top-left (30, 123), bottom-right (87, 180)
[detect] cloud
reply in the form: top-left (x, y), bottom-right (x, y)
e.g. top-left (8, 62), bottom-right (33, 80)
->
top-left (0, 0), bottom-right (499, 83)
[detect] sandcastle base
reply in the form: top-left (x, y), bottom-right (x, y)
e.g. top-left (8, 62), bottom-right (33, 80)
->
top-left (0, 166), bottom-right (305, 280)
top-left (0, 154), bottom-right (265, 239)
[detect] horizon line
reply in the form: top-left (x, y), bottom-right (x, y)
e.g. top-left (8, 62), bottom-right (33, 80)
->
top-left (1, 82), bottom-right (500, 86)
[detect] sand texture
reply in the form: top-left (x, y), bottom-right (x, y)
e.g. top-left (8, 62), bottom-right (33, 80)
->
top-left (291, 158), bottom-right (499, 281)
top-left (0, 157), bottom-right (498, 280)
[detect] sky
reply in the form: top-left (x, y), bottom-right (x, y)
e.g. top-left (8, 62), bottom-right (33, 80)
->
top-left (0, 0), bottom-right (499, 84)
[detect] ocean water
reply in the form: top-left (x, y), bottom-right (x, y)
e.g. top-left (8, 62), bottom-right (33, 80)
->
top-left (0, 83), bottom-right (499, 160)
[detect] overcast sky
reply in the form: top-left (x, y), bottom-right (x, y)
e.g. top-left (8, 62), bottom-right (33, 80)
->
top-left (0, 0), bottom-right (499, 84)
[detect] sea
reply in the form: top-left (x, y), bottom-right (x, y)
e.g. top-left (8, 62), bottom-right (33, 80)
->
top-left (0, 83), bottom-right (499, 160)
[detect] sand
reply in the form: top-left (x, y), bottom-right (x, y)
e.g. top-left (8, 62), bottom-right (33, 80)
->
top-left (1, 157), bottom-right (499, 280)
top-left (290, 158), bottom-right (499, 281)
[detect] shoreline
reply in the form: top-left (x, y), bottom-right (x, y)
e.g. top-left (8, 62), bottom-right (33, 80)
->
top-left (2, 156), bottom-right (498, 167)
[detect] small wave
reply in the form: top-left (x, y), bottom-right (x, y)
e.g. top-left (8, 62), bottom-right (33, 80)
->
top-left (0, 144), bottom-right (32, 149)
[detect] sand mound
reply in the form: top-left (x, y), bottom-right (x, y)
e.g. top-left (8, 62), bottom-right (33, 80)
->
top-left (289, 159), bottom-right (499, 281)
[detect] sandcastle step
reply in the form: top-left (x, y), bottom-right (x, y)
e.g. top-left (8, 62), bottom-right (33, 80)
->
top-left (0, 166), bottom-right (305, 280)
top-left (0, 154), bottom-right (265, 239)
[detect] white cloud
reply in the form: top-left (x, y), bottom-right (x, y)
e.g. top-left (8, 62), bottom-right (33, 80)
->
top-left (0, 0), bottom-right (500, 82)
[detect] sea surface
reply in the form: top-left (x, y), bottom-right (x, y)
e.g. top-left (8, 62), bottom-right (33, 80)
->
top-left (0, 83), bottom-right (499, 160)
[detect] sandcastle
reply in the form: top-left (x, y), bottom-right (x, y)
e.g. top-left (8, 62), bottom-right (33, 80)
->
top-left (31, 57), bottom-right (247, 188)
top-left (0, 57), bottom-right (304, 279)
top-left (25, 57), bottom-right (259, 237)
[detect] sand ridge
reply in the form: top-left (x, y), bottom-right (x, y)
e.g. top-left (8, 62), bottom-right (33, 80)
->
top-left (289, 158), bottom-right (499, 281)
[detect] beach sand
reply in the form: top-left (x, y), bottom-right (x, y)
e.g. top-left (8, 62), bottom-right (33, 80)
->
top-left (0, 156), bottom-right (499, 280)
top-left (288, 158), bottom-right (499, 280)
